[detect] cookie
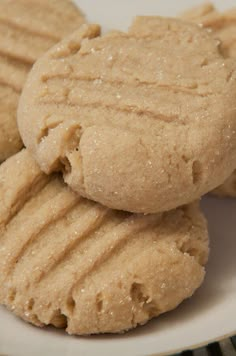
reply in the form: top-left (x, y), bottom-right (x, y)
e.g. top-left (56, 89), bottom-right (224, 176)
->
top-left (0, 0), bottom-right (86, 161)
top-left (0, 83), bottom-right (22, 161)
top-left (182, 3), bottom-right (236, 198)
top-left (18, 17), bottom-right (236, 213)
top-left (0, 150), bottom-right (209, 335)
top-left (181, 3), bottom-right (236, 57)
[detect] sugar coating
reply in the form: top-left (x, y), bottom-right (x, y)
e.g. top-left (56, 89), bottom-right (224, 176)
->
top-left (0, 0), bottom-right (86, 161)
top-left (182, 3), bottom-right (236, 198)
top-left (18, 18), bottom-right (236, 213)
top-left (0, 150), bottom-right (209, 335)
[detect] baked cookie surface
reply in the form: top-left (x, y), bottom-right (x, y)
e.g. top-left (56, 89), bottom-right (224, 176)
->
top-left (182, 3), bottom-right (236, 198)
top-left (0, 150), bottom-right (209, 335)
top-left (18, 17), bottom-right (236, 213)
top-left (0, 0), bottom-right (85, 161)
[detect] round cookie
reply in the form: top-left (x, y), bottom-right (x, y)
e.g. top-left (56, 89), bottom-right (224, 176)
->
top-left (0, 0), bottom-right (86, 161)
top-left (182, 3), bottom-right (236, 198)
top-left (0, 150), bottom-right (209, 335)
top-left (18, 17), bottom-right (236, 213)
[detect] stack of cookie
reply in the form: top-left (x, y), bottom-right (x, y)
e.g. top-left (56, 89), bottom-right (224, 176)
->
top-left (0, 1), bottom-right (235, 335)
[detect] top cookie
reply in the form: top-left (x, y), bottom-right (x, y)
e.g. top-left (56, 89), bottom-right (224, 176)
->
top-left (18, 18), bottom-right (236, 213)
top-left (0, 0), bottom-right (85, 161)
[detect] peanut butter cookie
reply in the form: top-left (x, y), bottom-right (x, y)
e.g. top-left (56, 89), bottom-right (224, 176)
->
top-left (0, 150), bottom-right (209, 334)
top-left (18, 18), bottom-right (236, 212)
top-left (0, 0), bottom-right (85, 161)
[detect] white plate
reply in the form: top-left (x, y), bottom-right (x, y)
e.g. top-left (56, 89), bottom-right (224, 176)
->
top-left (1, 1), bottom-right (236, 355)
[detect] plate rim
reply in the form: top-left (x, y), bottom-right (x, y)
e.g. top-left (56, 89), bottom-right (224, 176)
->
top-left (147, 330), bottom-right (236, 356)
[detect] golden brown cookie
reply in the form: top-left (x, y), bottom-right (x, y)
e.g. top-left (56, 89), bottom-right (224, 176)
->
top-left (0, 0), bottom-right (86, 161)
top-left (18, 17), bottom-right (236, 213)
top-left (182, 3), bottom-right (236, 198)
top-left (0, 150), bottom-right (209, 335)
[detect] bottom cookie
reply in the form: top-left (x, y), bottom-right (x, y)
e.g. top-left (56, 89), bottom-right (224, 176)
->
top-left (0, 150), bottom-right (209, 335)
